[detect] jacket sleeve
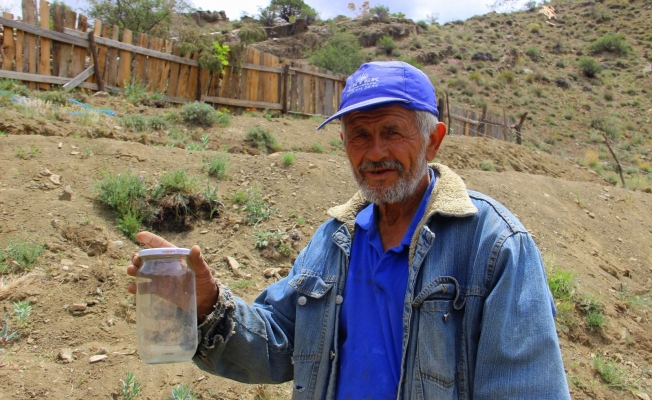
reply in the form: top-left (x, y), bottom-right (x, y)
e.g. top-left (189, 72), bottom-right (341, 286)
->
top-left (192, 256), bottom-right (303, 384)
top-left (472, 231), bottom-right (571, 399)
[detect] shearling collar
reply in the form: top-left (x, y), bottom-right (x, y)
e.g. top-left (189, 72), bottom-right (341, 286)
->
top-left (327, 163), bottom-right (478, 243)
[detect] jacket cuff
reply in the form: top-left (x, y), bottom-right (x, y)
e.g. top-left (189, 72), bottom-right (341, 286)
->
top-left (193, 283), bottom-right (236, 370)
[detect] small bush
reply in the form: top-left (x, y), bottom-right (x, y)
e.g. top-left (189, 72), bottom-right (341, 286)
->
top-left (283, 153), bottom-right (295, 166)
top-left (603, 90), bottom-right (614, 101)
top-left (245, 127), bottom-right (281, 153)
top-left (376, 35), bottom-right (397, 56)
top-left (36, 91), bottom-right (68, 106)
top-left (147, 116), bottom-right (170, 131)
top-left (593, 356), bottom-right (625, 387)
top-left (587, 33), bottom-right (631, 55)
top-left (95, 170), bottom-right (149, 239)
top-left (370, 4), bottom-right (390, 20)
top-left (577, 57), bottom-right (601, 78)
top-left (158, 170), bottom-right (197, 195)
top-left (309, 33), bottom-right (365, 75)
top-left (231, 187), bottom-right (277, 226)
top-left (416, 20), bottom-right (429, 30)
top-left (1, 236), bottom-right (44, 274)
top-left (525, 46), bottom-right (541, 62)
top-left (180, 103), bottom-right (223, 127)
top-left (547, 269), bottom-right (575, 300)
top-left (119, 114), bottom-right (148, 132)
top-left (311, 142), bottom-right (324, 153)
top-left (497, 71), bottom-right (515, 85)
top-left (121, 372), bottom-right (141, 400)
top-left (528, 22), bottom-right (541, 33)
top-left (168, 383), bottom-right (199, 400)
top-left (579, 295), bottom-right (605, 332)
top-left (480, 160), bottom-right (494, 171)
top-left (207, 154), bottom-right (229, 179)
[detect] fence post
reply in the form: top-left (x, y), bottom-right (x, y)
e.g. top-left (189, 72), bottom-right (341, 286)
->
top-left (281, 63), bottom-right (289, 114)
top-left (445, 92), bottom-right (451, 135)
top-left (479, 105), bottom-right (488, 137)
top-left (514, 112), bottom-right (528, 145)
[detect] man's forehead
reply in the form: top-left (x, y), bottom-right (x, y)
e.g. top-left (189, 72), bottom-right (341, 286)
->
top-left (342, 104), bottom-right (415, 122)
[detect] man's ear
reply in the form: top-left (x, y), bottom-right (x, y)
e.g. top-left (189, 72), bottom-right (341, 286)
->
top-left (426, 122), bottom-right (447, 161)
top-left (340, 131), bottom-right (344, 141)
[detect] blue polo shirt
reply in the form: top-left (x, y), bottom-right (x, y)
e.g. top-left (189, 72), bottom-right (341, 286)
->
top-left (336, 170), bottom-right (435, 399)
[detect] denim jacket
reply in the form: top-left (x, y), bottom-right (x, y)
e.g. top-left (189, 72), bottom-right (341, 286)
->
top-left (194, 164), bottom-right (570, 400)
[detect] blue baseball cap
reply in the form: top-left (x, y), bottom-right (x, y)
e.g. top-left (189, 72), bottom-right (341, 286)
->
top-left (317, 61), bottom-right (438, 130)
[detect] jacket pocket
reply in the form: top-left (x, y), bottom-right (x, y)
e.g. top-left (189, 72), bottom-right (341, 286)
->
top-left (412, 276), bottom-right (462, 400)
top-left (288, 272), bottom-right (335, 399)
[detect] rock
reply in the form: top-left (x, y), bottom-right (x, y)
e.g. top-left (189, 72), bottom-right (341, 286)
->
top-left (60, 259), bottom-right (74, 266)
top-left (89, 354), bottom-right (108, 363)
top-left (308, 164), bottom-right (317, 169)
top-left (106, 318), bottom-right (115, 327)
top-left (471, 52), bottom-right (494, 61)
top-left (226, 256), bottom-right (245, 277)
top-left (636, 393), bottom-right (650, 400)
top-left (70, 151), bottom-right (80, 155)
top-left (69, 303), bottom-right (87, 313)
top-left (49, 174), bottom-right (61, 185)
top-left (57, 142), bottom-right (63, 149)
top-left (555, 78), bottom-right (571, 89)
top-left (58, 349), bottom-right (73, 363)
top-left (263, 267), bottom-right (282, 279)
top-left (62, 222), bottom-right (109, 256)
top-left (40, 168), bottom-right (52, 176)
top-left (93, 91), bottom-right (110, 97)
top-left (109, 240), bottom-right (124, 250)
top-left (200, 230), bottom-right (208, 234)
top-left (51, 219), bottom-right (59, 228)
top-left (59, 186), bottom-right (73, 201)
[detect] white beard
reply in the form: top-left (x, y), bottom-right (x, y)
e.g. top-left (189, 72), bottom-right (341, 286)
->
top-left (351, 146), bottom-right (428, 205)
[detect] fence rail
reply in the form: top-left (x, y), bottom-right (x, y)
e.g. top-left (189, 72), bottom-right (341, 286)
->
top-left (440, 95), bottom-right (520, 143)
top-left (0, 0), bottom-right (346, 115)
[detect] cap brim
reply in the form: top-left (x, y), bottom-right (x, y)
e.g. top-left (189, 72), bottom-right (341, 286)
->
top-left (316, 97), bottom-right (410, 130)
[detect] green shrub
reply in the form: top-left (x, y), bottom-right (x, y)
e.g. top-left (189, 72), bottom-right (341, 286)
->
top-left (593, 356), bottom-right (625, 387)
top-left (0, 78), bottom-right (29, 96)
top-left (528, 23), bottom-right (541, 33)
top-left (119, 114), bottom-right (148, 132)
top-left (207, 154), bottom-right (229, 179)
top-left (525, 46), bottom-right (541, 62)
top-left (123, 79), bottom-right (162, 104)
top-left (603, 90), bottom-right (614, 101)
top-left (168, 383), bottom-right (198, 400)
top-left (96, 170), bottom-right (149, 239)
top-left (36, 91), bottom-right (68, 106)
top-left (231, 187), bottom-right (277, 226)
top-left (497, 70), bottom-right (515, 85)
top-left (147, 115), bottom-right (170, 131)
top-left (311, 142), bottom-right (323, 153)
top-left (370, 4), bottom-right (390, 20)
top-left (1, 236), bottom-right (44, 274)
top-left (309, 33), bottom-right (365, 75)
top-left (547, 269), bottom-right (575, 300)
top-left (579, 295), bottom-right (605, 332)
top-left (283, 153), bottom-right (295, 166)
top-left (416, 20), bottom-right (429, 30)
top-left (121, 372), bottom-right (141, 400)
top-left (376, 35), bottom-right (397, 55)
top-left (480, 160), bottom-right (494, 171)
top-left (180, 102), bottom-right (223, 127)
top-left (577, 57), bottom-right (601, 78)
top-left (398, 56), bottom-right (424, 69)
top-left (158, 170), bottom-right (197, 195)
top-left (587, 33), bottom-right (631, 55)
top-left (245, 127), bottom-right (281, 153)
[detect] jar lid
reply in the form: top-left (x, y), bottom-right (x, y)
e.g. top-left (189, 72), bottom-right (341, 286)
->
top-left (138, 247), bottom-right (191, 258)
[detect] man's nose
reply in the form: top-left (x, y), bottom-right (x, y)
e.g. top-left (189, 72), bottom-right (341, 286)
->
top-left (366, 134), bottom-right (389, 161)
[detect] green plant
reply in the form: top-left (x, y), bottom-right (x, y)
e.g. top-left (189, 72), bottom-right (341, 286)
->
top-left (119, 114), bottom-right (148, 132)
top-left (587, 33), bottom-right (631, 56)
top-left (528, 23), bottom-right (541, 33)
top-left (525, 46), bottom-right (541, 62)
top-left (179, 103), bottom-right (223, 127)
top-left (147, 116), bottom-right (169, 131)
top-left (416, 20), bottom-right (428, 30)
top-left (370, 4), bottom-right (390, 20)
top-left (579, 295), bottom-right (605, 332)
top-left (237, 24), bottom-right (267, 45)
top-left (329, 139), bottom-right (343, 147)
top-left (283, 153), bottom-right (295, 166)
top-left (232, 187), bottom-right (277, 226)
top-left (577, 57), bottom-right (601, 78)
top-left (480, 160), bottom-right (494, 171)
top-left (212, 42), bottom-right (230, 69)
top-left (309, 32), bottom-right (365, 75)
top-left (311, 142), bottom-right (323, 153)
top-left (96, 170), bottom-right (149, 240)
top-left (593, 355), bottom-right (626, 387)
top-left (1, 315), bottom-right (19, 345)
top-left (13, 301), bottom-right (32, 326)
top-left (36, 90), bottom-right (68, 106)
top-left (254, 229), bottom-right (284, 249)
top-left (245, 127), bottom-right (281, 153)
top-left (376, 35), bottom-right (397, 55)
top-left (547, 269), bottom-right (574, 300)
top-left (166, 128), bottom-right (191, 148)
top-left (121, 372), bottom-right (141, 400)
top-left (167, 383), bottom-right (198, 400)
top-left (1, 236), bottom-right (44, 273)
top-left (207, 154), bottom-right (229, 179)
top-left (158, 170), bottom-right (197, 195)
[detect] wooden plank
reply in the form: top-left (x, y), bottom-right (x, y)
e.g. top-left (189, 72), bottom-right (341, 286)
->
top-left (64, 27), bottom-right (199, 67)
top-left (144, 36), bottom-right (161, 90)
top-left (62, 65), bottom-right (94, 89)
top-left (57, 9), bottom-right (77, 77)
top-left (289, 66), bottom-right (345, 80)
top-left (303, 65), bottom-right (312, 114)
top-left (15, 29), bottom-right (24, 74)
top-left (157, 39), bottom-right (172, 93)
top-left (289, 62), bottom-right (298, 112)
top-left (87, 22), bottom-right (101, 84)
top-left (117, 28), bottom-right (132, 88)
top-left (173, 47), bottom-right (191, 98)
top-left (0, 16), bottom-right (88, 47)
top-left (240, 62), bottom-right (284, 74)
top-left (198, 56), bottom-right (211, 98)
top-left (24, 0), bottom-right (38, 88)
top-left (324, 70), bottom-right (334, 115)
top-left (202, 95), bottom-right (281, 110)
top-left (247, 48), bottom-right (260, 102)
top-left (133, 33), bottom-right (147, 86)
top-left (315, 67), bottom-right (324, 115)
top-left (218, 65), bottom-right (231, 98)
top-left (0, 68), bottom-right (70, 84)
top-left (166, 44), bottom-right (182, 97)
top-left (257, 51), bottom-right (266, 103)
top-left (2, 13), bottom-right (15, 71)
top-left (185, 51), bottom-right (201, 100)
top-left (51, 6), bottom-right (64, 76)
top-left (105, 25), bottom-right (119, 86)
top-left (97, 23), bottom-right (110, 84)
top-left (70, 14), bottom-right (88, 77)
top-left (38, 0), bottom-right (51, 89)
top-left (281, 62), bottom-right (289, 113)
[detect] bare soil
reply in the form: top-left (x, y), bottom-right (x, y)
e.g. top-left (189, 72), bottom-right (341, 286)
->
top-left (0, 96), bottom-right (651, 399)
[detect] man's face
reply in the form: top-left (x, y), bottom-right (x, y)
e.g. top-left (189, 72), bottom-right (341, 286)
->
top-left (341, 105), bottom-right (444, 204)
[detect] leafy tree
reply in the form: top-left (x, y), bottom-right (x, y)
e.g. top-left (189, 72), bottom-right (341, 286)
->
top-left (370, 4), bottom-right (390, 20)
top-left (269, 0), bottom-right (317, 23)
top-left (258, 6), bottom-right (277, 27)
top-left (347, 1), bottom-right (371, 17)
top-left (85, 0), bottom-right (191, 36)
top-left (309, 33), bottom-right (364, 75)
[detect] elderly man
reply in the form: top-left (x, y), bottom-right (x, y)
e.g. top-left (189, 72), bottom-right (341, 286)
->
top-left (128, 61), bottom-right (570, 399)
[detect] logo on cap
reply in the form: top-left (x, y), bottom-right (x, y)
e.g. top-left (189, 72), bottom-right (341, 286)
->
top-left (346, 72), bottom-right (379, 95)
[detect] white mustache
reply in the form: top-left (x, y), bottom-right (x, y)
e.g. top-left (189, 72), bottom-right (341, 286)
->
top-left (358, 160), bottom-right (405, 174)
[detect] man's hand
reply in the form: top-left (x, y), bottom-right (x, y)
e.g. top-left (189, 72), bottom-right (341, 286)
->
top-left (127, 231), bottom-right (219, 323)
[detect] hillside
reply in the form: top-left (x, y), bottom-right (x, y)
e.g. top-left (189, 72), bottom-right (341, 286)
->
top-left (0, 0), bottom-right (651, 399)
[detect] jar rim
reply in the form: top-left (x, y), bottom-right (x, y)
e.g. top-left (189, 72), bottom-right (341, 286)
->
top-left (138, 247), bottom-right (191, 258)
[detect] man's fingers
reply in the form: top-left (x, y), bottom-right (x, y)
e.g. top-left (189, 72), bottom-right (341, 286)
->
top-left (136, 231), bottom-right (175, 249)
top-left (127, 282), bottom-right (136, 295)
top-left (189, 245), bottom-right (212, 278)
top-left (127, 264), bottom-right (138, 277)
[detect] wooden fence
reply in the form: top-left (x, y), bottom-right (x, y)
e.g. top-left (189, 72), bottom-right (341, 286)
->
top-left (0, 0), bottom-right (346, 116)
top-left (439, 95), bottom-right (520, 143)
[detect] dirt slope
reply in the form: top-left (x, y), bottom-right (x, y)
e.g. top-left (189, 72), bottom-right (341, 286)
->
top-left (1, 112), bottom-right (651, 399)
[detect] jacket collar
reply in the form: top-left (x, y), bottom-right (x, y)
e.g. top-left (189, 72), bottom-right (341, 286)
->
top-left (327, 163), bottom-right (478, 238)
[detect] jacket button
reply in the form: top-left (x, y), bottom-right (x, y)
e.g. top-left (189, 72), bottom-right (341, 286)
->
top-left (335, 295), bottom-right (343, 305)
top-left (298, 296), bottom-right (307, 306)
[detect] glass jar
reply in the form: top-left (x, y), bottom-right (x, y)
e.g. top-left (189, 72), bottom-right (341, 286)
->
top-left (136, 248), bottom-right (197, 364)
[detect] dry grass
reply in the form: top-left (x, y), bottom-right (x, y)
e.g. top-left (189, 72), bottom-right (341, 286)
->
top-left (583, 149), bottom-right (600, 168)
top-left (0, 270), bottom-right (46, 300)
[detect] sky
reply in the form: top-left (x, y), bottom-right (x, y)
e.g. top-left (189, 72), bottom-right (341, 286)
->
top-left (2, 0), bottom-right (528, 24)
